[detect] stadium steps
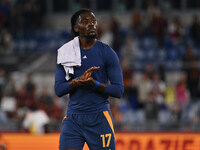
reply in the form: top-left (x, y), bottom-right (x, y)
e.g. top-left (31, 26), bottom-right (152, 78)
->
top-left (19, 52), bottom-right (57, 73)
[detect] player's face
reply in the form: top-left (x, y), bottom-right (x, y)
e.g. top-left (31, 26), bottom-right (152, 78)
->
top-left (75, 12), bottom-right (98, 39)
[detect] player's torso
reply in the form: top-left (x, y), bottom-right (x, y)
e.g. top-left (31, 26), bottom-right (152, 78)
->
top-left (68, 41), bottom-right (109, 113)
top-left (74, 41), bottom-right (107, 81)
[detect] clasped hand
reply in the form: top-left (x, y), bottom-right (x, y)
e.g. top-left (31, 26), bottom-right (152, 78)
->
top-left (70, 66), bottom-right (100, 88)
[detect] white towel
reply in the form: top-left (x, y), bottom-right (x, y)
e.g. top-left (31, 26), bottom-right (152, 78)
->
top-left (57, 37), bottom-right (81, 80)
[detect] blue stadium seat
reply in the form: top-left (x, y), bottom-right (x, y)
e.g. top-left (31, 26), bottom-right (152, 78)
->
top-left (143, 37), bottom-right (157, 49)
top-left (157, 48), bottom-right (167, 63)
top-left (167, 48), bottom-right (179, 61)
top-left (145, 48), bottom-right (155, 62)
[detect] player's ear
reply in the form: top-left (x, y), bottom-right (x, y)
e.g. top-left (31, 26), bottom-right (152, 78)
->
top-left (74, 25), bottom-right (78, 32)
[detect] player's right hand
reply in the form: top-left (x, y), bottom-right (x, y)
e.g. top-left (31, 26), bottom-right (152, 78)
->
top-left (69, 79), bottom-right (83, 89)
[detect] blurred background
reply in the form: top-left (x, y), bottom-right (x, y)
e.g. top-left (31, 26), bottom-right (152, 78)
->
top-left (0, 0), bottom-right (200, 135)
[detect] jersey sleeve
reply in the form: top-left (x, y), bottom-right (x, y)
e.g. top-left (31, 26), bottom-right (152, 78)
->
top-left (54, 64), bottom-right (72, 97)
top-left (103, 46), bottom-right (124, 98)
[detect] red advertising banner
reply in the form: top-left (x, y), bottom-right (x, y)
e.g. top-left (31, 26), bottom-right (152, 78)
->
top-left (0, 132), bottom-right (199, 150)
top-left (115, 132), bottom-right (200, 150)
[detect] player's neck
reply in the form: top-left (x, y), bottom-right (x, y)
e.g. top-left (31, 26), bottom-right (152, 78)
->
top-left (79, 37), bottom-right (97, 50)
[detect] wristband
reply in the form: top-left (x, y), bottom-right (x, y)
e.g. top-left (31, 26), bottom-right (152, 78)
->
top-left (75, 77), bottom-right (78, 80)
top-left (94, 81), bottom-right (100, 89)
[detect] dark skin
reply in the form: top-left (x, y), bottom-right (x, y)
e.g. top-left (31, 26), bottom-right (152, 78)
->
top-left (69, 12), bottom-right (106, 104)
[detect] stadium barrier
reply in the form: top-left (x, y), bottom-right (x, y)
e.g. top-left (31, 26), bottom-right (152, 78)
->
top-left (0, 132), bottom-right (200, 150)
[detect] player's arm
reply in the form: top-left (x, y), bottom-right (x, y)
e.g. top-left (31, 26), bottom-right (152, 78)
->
top-left (102, 48), bottom-right (124, 98)
top-left (79, 48), bottom-right (124, 98)
top-left (55, 64), bottom-right (85, 97)
top-left (54, 64), bottom-right (74, 97)
top-left (54, 64), bottom-right (99, 97)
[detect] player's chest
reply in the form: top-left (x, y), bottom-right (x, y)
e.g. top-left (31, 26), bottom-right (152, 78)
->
top-left (80, 50), bottom-right (104, 67)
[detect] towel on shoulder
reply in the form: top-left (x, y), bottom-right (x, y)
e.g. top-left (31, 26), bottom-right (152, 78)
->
top-left (57, 36), bottom-right (81, 80)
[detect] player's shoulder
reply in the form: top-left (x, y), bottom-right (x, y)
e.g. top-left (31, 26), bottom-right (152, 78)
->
top-left (57, 39), bottom-right (73, 52)
top-left (97, 40), bottom-right (111, 49)
top-left (97, 40), bottom-right (114, 53)
top-left (97, 41), bottom-right (118, 62)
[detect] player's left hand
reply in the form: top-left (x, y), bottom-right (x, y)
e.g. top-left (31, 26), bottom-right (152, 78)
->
top-left (83, 66), bottom-right (100, 80)
top-left (78, 66), bottom-right (100, 80)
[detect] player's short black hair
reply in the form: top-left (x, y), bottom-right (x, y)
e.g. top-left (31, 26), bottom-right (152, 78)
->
top-left (71, 8), bottom-right (94, 37)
